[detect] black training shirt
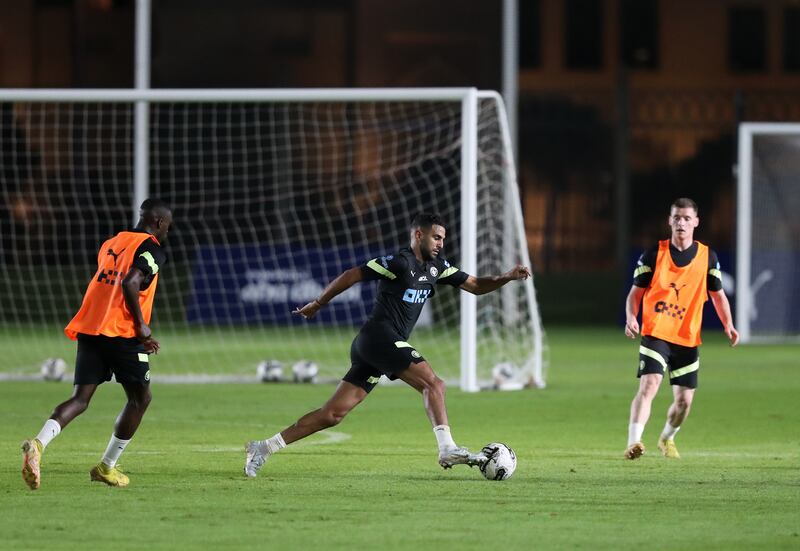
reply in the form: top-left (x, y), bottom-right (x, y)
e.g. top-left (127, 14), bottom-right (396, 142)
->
top-left (130, 229), bottom-right (167, 290)
top-left (359, 248), bottom-right (468, 339)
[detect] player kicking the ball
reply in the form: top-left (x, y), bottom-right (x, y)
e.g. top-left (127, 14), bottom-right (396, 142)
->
top-left (244, 213), bottom-right (530, 477)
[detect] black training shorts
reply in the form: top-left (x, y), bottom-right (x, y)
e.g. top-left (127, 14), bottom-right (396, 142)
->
top-left (637, 335), bottom-right (699, 389)
top-left (74, 333), bottom-right (151, 385)
top-left (343, 323), bottom-right (425, 393)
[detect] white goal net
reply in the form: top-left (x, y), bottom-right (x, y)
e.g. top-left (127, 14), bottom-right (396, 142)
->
top-left (0, 89), bottom-right (545, 389)
top-left (737, 123), bottom-right (800, 342)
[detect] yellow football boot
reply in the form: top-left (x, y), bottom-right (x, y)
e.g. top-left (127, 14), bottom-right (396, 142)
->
top-left (658, 438), bottom-right (681, 459)
top-left (624, 442), bottom-right (645, 460)
top-left (90, 462), bottom-right (130, 487)
top-left (21, 439), bottom-right (43, 490)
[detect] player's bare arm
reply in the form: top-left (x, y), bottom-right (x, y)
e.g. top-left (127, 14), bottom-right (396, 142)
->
top-left (122, 267), bottom-right (160, 354)
top-left (624, 285), bottom-right (646, 339)
top-left (293, 266), bottom-right (364, 319)
top-left (459, 265), bottom-right (530, 295)
top-left (709, 289), bottom-right (739, 346)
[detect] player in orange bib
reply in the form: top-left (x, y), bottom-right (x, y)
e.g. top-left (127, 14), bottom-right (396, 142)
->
top-left (21, 199), bottom-right (172, 489)
top-left (623, 198), bottom-right (738, 460)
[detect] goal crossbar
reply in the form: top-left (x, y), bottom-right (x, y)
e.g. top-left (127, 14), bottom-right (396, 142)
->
top-left (0, 88), bottom-right (477, 103)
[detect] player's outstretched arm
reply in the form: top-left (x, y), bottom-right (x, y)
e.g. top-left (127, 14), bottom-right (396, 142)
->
top-left (459, 265), bottom-right (530, 296)
top-left (709, 289), bottom-right (739, 346)
top-left (122, 267), bottom-right (160, 354)
top-left (293, 267), bottom-right (364, 320)
top-left (624, 285), bottom-right (646, 339)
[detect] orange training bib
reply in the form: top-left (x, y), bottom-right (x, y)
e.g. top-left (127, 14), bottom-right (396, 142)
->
top-left (641, 240), bottom-right (708, 347)
top-left (64, 231), bottom-right (160, 340)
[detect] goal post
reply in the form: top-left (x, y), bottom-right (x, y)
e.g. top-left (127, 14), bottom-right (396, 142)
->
top-left (0, 87), bottom-right (546, 389)
top-left (479, 90), bottom-right (546, 388)
top-left (737, 122), bottom-right (800, 343)
top-left (460, 88), bottom-right (479, 392)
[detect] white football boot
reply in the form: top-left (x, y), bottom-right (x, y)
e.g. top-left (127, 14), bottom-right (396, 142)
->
top-left (244, 440), bottom-right (270, 477)
top-left (438, 446), bottom-right (488, 469)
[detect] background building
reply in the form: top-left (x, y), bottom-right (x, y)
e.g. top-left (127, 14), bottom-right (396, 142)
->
top-left (1, 0), bottom-right (798, 322)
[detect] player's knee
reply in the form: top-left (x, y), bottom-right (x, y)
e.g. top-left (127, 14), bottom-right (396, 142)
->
top-left (72, 397), bottom-right (91, 414)
top-left (423, 375), bottom-right (446, 397)
top-left (70, 388), bottom-right (95, 411)
top-left (129, 391), bottom-right (152, 411)
top-left (675, 395), bottom-right (692, 412)
top-left (643, 386), bottom-right (658, 399)
top-left (320, 408), bottom-right (346, 427)
top-left (638, 377), bottom-right (660, 398)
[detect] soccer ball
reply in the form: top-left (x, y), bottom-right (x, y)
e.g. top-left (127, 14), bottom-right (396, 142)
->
top-left (291, 360), bottom-right (318, 383)
top-left (41, 358), bottom-right (67, 382)
top-left (479, 442), bottom-right (517, 481)
top-left (256, 360), bottom-right (284, 382)
top-left (492, 362), bottom-right (516, 383)
top-left (491, 362), bottom-right (525, 391)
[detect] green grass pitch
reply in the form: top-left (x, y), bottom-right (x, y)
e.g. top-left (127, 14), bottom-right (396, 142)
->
top-left (1, 327), bottom-right (798, 550)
